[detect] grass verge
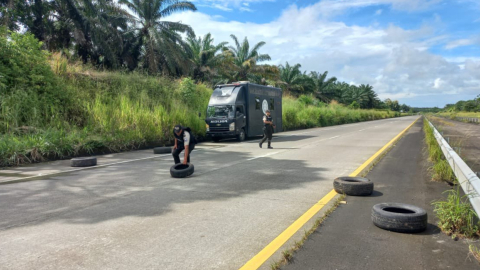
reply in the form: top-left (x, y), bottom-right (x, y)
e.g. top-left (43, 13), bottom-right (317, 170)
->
top-left (423, 118), bottom-right (456, 183)
top-left (269, 194), bottom-right (346, 270)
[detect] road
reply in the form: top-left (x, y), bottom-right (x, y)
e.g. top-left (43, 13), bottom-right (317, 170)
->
top-left (0, 116), bottom-right (419, 270)
top-left (281, 120), bottom-right (480, 270)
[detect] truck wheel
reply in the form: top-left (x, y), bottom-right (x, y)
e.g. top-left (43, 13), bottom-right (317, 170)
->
top-left (333, 176), bottom-right (373, 196)
top-left (170, 163), bottom-right (194, 178)
top-left (237, 129), bottom-right (246, 142)
top-left (372, 203), bottom-right (427, 233)
top-left (212, 137), bottom-right (221, 142)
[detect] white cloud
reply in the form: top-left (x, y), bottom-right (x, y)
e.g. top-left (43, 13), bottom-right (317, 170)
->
top-left (445, 38), bottom-right (476, 49)
top-left (194, 0), bottom-right (274, 11)
top-left (166, 2), bottom-right (480, 106)
top-left (433, 78), bottom-right (443, 88)
top-left (375, 9), bottom-right (383, 15)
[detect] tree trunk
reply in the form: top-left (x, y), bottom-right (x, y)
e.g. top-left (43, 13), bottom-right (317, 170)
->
top-left (31, 0), bottom-right (45, 41)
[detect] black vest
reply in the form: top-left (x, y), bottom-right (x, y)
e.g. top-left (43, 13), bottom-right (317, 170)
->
top-left (264, 115), bottom-right (273, 126)
top-left (173, 127), bottom-right (196, 145)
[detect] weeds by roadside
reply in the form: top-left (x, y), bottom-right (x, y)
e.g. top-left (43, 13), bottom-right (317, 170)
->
top-left (469, 245), bottom-right (480, 263)
top-left (423, 118), bottom-right (456, 183)
top-left (432, 187), bottom-right (480, 239)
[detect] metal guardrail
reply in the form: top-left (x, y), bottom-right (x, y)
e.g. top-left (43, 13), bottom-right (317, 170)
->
top-left (427, 118), bottom-right (480, 216)
top-left (456, 117), bottom-right (479, 123)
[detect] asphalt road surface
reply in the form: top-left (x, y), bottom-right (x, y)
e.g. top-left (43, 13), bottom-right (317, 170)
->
top-left (0, 116), bottom-right (419, 270)
top-left (281, 119), bottom-right (480, 270)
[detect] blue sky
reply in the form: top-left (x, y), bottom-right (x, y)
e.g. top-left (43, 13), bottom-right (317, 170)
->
top-left (169, 0), bottom-right (480, 107)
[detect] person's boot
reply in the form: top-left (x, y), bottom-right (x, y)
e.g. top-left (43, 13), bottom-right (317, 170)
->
top-left (259, 142), bottom-right (263, 148)
top-left (268, 142), bottom-right (273, 149)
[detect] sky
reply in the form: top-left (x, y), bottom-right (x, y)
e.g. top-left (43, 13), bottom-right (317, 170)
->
top-left (166, 0), bottom-right (480, 107)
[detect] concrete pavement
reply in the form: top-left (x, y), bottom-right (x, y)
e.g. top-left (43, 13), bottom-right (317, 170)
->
top-left (0, 116), bottom-right (419, 270)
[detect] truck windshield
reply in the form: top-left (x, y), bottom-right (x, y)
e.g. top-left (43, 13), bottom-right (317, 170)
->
top-left (207, 105), bottom-right (235, 119)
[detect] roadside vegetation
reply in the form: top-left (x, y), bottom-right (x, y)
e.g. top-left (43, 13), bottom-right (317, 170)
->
top-left (423, 118), bottom-right (455, 183)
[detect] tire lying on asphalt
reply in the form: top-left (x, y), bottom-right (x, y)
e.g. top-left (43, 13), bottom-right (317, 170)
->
top-left (153, 147), bottom-right (172, 154)
top-left (372, 203), bottom-right (427, 233)
top-left (71, 157), bottom-right (97, 167)
top-left (333, 176), bottom-right (373, 196)
top-left (170, 163), bottom-right (194, 178)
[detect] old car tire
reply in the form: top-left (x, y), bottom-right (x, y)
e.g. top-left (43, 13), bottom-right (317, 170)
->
top-left (170, 163), bottom-right (194, 178)
top-left (372, 203), bottom-right (427, 233)
top-left (333, 176), bottom-right (373, 196)
top-left (71, 157), bottom-right (97, 167)
top-left (154, 147), bottom-right (172, 154)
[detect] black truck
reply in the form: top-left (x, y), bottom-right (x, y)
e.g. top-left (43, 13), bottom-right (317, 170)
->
top-left (205, 82), bottom-right (282, 142)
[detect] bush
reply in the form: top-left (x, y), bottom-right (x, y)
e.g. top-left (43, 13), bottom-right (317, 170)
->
top-left (0, 29), bottom-right (70, 133)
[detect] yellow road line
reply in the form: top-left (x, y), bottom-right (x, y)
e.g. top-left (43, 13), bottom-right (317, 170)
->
top-left (238, 117), bottom-right (419, 270)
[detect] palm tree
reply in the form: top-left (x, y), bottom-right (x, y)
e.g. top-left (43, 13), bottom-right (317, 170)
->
top-left (223, 34), bottom-right (271, 82)
top-left (310, 71), bottom-right (337, 102)
top-left (119, 0), bottom-right (196, 74)
top-left (358, 84), bottom-right (379, 108)
top-left (186, 33), bottom-right (228, 82)
top-left (277, 62), bottom-right (307, 94)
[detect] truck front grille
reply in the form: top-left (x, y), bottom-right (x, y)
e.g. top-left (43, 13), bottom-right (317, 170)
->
top-left (209, 126), bottom-right (230, 132)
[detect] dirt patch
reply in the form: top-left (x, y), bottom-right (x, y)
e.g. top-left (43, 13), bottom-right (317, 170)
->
top-left (430, 116), bottom-right (480, 173)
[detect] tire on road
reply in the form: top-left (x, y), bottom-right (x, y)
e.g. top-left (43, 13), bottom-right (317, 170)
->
top-left (170, 163), bottom-right (194, 178)
top-left (71, 157), bottom-right (97, 167)
top-left (154, 147), bottom-right (172, 154)
top-left (333, 176), bottom-right (373, 196)
top-left (372, 203), bottom-right (427, 233)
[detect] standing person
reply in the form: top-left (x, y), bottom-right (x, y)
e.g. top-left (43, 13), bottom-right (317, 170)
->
top-left (172, 125), bottom-right (196, 164)
top-left (259, 110), bottom-right (275, 149)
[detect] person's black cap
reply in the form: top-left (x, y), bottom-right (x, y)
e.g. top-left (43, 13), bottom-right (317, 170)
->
top-left (174, 125), bottom-right (183, 132)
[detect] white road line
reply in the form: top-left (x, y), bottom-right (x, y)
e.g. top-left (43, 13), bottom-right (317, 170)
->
top-left (0, 154), bottom-right (171, 184)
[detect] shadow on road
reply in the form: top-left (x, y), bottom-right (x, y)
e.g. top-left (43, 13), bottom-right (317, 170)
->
top-left (0, 148), bottom-right (330, 229)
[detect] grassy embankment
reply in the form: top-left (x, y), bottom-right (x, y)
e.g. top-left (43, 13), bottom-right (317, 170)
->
top-left (0, 31), bottom-right (401, 167)
top-left (437, 111), bottom-right (480, 120)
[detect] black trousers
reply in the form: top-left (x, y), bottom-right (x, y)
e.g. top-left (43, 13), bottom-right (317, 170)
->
top-left (172, 144), bottom-right (195, 164)
top-left (260, 125), bottom-right (273, 145)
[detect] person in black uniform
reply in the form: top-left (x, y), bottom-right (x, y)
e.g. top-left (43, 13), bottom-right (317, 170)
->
top-left (172, 125), bottom-right (196, 164)
top-left (259, 110), bottom-right (275, 149)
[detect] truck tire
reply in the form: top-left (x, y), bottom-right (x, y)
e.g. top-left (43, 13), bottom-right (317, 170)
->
top-left (154, 147), bottom-right (172, 154)
top-left (71, 157), bottom-right (97, 167)
top-left (237, 129), bottom-right (246, 142)
top-left (372, 203), bottom-right (427, 233)
top-left (170, 163), bottom-right (194, 178)
top-left (333, 176), bottom-right (373, 196)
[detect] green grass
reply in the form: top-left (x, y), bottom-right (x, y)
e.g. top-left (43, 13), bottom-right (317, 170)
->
top-left (437, 112), bottom-right (480, 120)
top-left (432, 188), bottom-right (479, 239)
top-left (282, 96), bottom-right (400, 131)
top-left (423, 118), bottom-right (456, 183)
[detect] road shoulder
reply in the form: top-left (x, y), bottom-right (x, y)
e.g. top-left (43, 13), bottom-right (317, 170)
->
top-left (281, 120), bottom-right (480, 270)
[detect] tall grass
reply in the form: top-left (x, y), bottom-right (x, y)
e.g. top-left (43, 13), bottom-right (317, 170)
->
top-left (423, 118), bottom-right (455, 183)
top-left (282, 96), bottom-right (399, 131)
top-left (0, 61), bottom-right (212, 166)
top-left (432, 188), bottom-right (479, 239)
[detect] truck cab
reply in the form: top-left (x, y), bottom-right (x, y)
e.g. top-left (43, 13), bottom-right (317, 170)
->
top-left (205, 82), bottom-right (282, 142)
